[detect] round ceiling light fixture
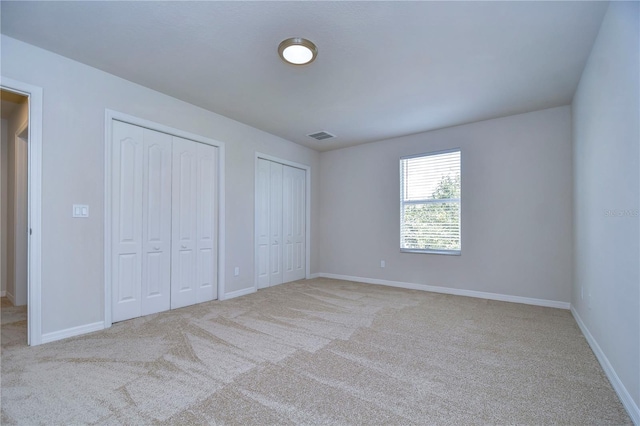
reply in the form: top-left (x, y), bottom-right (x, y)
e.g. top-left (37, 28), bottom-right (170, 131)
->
top-left (278, 37), bottom-right (318, 65)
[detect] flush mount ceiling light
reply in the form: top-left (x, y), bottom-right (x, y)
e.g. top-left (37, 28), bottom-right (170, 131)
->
top-left (278, 37), bottom-right (318, 65)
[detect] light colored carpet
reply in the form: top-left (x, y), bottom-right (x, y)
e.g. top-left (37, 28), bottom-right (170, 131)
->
top-left (0, 297), bottom-right (27, 348)
top-left (0, 279), bottom-right (631, 425)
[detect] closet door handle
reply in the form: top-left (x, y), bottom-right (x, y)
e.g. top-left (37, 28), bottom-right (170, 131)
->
top-left (153, 246), bottom-right (160, 251)
top-left (181, 244), bottom-right (187, 249)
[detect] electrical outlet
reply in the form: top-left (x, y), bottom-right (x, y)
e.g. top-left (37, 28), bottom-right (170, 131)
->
top-left (72, 204), bottom-right (89, 218)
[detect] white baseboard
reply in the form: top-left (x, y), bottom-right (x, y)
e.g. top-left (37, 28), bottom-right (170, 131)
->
top-left (6, 290), bottom-right (15, 305)
top-left (316, 273), bottom-right (571, 310)
top-left (307, 273), bottom-right (321, 279)
top-left (41, 321), bottom-right (105, 344)
top-left (571, 307), bottom-right (640, 425)
top-left (0, 290), bottom-right (5, 297)
top-left (223, 286), bottom-right (256, 300)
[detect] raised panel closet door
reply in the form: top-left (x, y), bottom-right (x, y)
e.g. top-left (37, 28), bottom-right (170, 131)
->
top-left (283, 165), bottom-right (306, 283)
top-left (171, 137), bottom-right (198, 309)
top-left (196, 143), bottom-right (218, 303)
top-left (269, 162), bottom-right (283, 286)
top-left (256, 159), bottom-right (270, 289)
top-left (141, 129), bottom-right (172, 316)
top-left (112, 121), bottom-right (144, 322)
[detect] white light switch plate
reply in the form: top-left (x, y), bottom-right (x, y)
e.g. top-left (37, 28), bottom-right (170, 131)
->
top-left (73, 204), bottom-right (89, 218)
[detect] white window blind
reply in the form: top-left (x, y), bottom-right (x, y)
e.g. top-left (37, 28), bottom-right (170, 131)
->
top-left (400, 149), bottom-right (461, 254)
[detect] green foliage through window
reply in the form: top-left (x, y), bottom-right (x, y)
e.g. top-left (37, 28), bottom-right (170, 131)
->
top-left (400, 150), bottom-right (461, 253)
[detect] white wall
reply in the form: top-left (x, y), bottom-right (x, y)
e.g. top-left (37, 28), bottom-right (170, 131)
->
top-left (0, 35), bottom-right (320, 335)
top-left (319, 106), bottom-right (573, 303)
top-left (572, 1), bottom-right (640, 417)
top-left (1, 118), bottom-right (7, 296)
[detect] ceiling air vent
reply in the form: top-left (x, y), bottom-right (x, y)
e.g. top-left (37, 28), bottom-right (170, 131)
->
top-left (307, 131), bottom-right (336, 141)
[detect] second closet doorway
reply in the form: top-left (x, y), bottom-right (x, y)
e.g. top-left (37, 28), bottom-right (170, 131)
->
top-left (256, 156), bottom-right (307, 289)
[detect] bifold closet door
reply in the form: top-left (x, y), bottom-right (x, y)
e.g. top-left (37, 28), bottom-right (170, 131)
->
top-left (112, 122), bottom-right (217, 322)
top-left (268, 162), bottom-right (283, 286)
top-left (256, 159), bottom-right (305, 288)
top-left (141, 129), bottom-right (172, 316)
top-left (112, 121), bottom-right (172, 323)
top-left (256, 159), bottom-right (270, 289)
top-left (256, 159), bottom-right (283, 288)
top-left (283, 165), bottom-right (306, 283)
top-left (171, 137), bottom-right (218, 309)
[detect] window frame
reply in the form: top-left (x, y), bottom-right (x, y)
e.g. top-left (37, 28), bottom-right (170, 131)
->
top-left (399, 148), bottom-right (462, 256)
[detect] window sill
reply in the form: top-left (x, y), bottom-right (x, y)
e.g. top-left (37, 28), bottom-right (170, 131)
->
top-left (400, 249), bottom-right (461, 256)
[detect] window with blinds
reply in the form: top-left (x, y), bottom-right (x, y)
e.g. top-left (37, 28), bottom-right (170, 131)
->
top-left (400, 149), bottom-right (461, 255)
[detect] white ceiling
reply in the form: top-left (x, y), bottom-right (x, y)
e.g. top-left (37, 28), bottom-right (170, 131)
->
top-left (0, 1), bottom-right (608, 152)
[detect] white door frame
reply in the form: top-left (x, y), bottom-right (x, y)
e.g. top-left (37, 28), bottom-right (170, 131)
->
top-left (103, 109), bottom-right (226, 327)
top-left (0, 76), bottom-right (44, 346)
top-left (254, 152), bottom-right (311, 290)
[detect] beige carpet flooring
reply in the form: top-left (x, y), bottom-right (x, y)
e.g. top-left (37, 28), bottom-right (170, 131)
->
top-left (0, 297), bottom-right (28, 348)
top-left (0, 278), bottom-right (631, 425)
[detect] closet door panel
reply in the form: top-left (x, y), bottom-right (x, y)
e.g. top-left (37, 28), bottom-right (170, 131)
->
top-left (256, 160), bottom-right (306, 289)
top-left (293, 167), bottom-right (306, 276)
top-left (196, 143), bottom-right (217, 303)
top-left (269, 162), bottom-right (283, 286)
top-left (141, 129), bottom-right (172, 316)
top-left (112, 121), bottom-right (144, 322)
top-left (283, 165), bottom-right (306, 283)
top-left (171, 137), bottom-right (198, 309)
top-left (282, 167), bottom-right (294, 280)
top-left (256, 159), bottom-right (270, 289)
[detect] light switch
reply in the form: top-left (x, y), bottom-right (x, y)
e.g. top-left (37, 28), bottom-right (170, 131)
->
top-left (73, 204), bottom-right (89, 218)
top-left (234, 267), bottom-right (240, 277)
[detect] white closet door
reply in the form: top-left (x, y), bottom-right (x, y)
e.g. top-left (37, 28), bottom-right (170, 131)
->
top-left (112, 122), bottom-right (219, 321)
top-left (112, 121), bottom-right (144, 322)
top-left (269, 161), bottom-right (283, 286)
top-left (283, 165), bottom-right (306, 283)
top-left (256, 159), bottom-right (306, 289)
top-left (141, 129), bottom-right (172, 316)
top-left (256, 158), bottom-right (270, 289)
top-left (196, 143), bottom-right (218, 303)
top-left (171, 137), bottom-right (218, 309)
top-left (171, 137), bottom-right (198, 309)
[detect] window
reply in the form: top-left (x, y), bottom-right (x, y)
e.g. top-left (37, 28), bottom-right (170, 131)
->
top-left (400, 149), bottom-right (461, 255)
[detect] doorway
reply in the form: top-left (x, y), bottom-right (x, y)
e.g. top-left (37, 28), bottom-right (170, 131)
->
top-left (0, 78), bottom-right (43, 346)
top-left (1, 89), bottom-right (28, 345)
